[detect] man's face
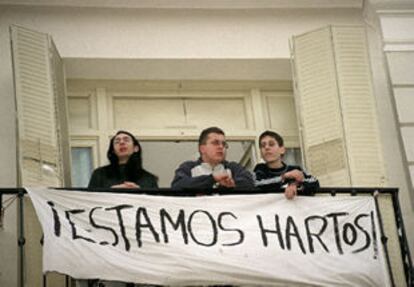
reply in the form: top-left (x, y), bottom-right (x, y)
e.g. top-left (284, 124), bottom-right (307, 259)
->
top-left (113, 133), bottom-right (139, 163)
top-left (199, 133), bottom-right (228, 166)
top-left (259, 135), bottom-right (285, 164)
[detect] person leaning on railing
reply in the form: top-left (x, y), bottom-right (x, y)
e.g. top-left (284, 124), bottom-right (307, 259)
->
top-left (254, 130), bottom-right (319, 199)
top-left (86, 130), bottom-right (158, 287)
top-left (171, 126), bottom-right (254, 190)
top-left (88, 130), bottom-right (158, 189)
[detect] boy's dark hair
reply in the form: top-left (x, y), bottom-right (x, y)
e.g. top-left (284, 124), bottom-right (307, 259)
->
top-left (259, 130), bottom-right (284, 147)
top-left (198, 127), bottom-right (225, 145)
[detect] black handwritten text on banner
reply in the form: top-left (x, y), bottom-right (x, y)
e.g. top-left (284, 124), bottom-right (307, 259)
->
top-left (27, 188), bottom-right (390, 286)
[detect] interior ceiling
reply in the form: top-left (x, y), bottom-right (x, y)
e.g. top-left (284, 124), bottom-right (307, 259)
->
top-left (1, 0), bottom-right (369, 82)
top-left (0, 0), bottom-right (362, 9)
top-left (64, 58), bottom-right (292, 81)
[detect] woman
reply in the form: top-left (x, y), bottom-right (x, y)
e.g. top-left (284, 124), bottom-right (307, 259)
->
top-left (86, 131), bottom-right (157, 287)
top-left (88, 130), bottom-right (158, 189)
top-left (254, 130), bottom-right (319, 199)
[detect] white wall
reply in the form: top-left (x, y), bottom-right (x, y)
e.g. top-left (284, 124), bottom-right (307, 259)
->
top-left (0, 6), bottom-right (363, 59)
top-left (375, 8), bottom-right (414, 262)
top-left (361, 6), bottom-right (414, 279)
top-left (0, 8), bottom-right (18, 287)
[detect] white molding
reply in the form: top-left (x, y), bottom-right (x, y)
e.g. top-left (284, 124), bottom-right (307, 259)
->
top-left (65, 59), bottom-right (293, 82)
top-left (67, 79), bottom-right (292, 92)
top-left (390, 83), bottom-right (414, 88)
top-left (105, 128), bottom-right (258, 140)
top-left (377, 9), bottom-right (414, 15)
top-left (110, 91), bottom-right (250, 99)
top-left (0, 0), bottom-right (362, 10)
top-left (70, 136), bottom-right (100, 167)
top-left (67, 91), bottom-right (97, 130)
top-left (384, 43), bottom-right (414, 52)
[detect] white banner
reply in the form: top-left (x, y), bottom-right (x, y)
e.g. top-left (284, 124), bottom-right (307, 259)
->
top-left (27, 187), bottom-right (391, 286)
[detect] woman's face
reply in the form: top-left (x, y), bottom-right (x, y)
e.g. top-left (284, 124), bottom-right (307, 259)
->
top-left (113, 133), bottom-right (139, 164)
top-left (259, 135), bottom-right (285, 165)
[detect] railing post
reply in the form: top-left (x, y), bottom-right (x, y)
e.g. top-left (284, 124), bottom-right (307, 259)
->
top-left (0, 193), bottom-right (3, 228)
top-left (373, 190), bottom-right (395, 287)
top-left (17, 188), bottom-right (25, 287)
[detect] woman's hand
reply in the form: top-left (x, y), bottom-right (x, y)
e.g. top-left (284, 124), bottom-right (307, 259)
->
top-left (111, 181), bottom-right (140, 189)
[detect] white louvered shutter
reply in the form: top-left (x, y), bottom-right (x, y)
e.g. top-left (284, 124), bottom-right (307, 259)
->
top-left (10, 25), bottom-right (70, 287)
top-left (291, 26), bottom-right (386, 187)
top-left (11, 25), bottom-right (70, 187)
top-left (50, 39), bottom-right (72, 186)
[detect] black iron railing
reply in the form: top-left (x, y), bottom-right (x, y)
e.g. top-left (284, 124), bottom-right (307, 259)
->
top-left (0, 187), bottom-right (412, 287)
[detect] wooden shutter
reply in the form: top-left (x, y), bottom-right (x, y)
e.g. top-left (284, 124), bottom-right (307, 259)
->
top-left (50, 39), bottom-right (72, 186)
top-left (10, 25), bottom-right (70, 287)
top-left (11, 25), bottom-right (70, 187)
top-left (291, 26), bottom-right (386, 187)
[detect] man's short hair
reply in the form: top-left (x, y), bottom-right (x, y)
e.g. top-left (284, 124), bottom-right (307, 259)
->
top-left (199, 127), bottom-right (225, 145)
top-left (259, 130), bottom-right (284, 147)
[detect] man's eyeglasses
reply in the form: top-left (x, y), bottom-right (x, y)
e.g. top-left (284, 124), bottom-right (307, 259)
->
top-left (208, 140), bottom-right (229, 149)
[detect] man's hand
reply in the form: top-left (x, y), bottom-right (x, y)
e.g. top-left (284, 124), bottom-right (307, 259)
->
top-left (284, 183), bottom-right (297, 200)
top-left (213, 172), bottom-right (236, 188)
top-left (111, 181), bottom-right (140, 189)
top-left (282, 169), bottom-right (304, 184)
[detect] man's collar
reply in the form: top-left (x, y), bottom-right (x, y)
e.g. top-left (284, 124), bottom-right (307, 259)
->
top-left (198, 157), bottom-right (227, 167)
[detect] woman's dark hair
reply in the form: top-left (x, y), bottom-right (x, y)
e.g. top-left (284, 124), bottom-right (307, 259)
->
top-left (107, 130), bottom-right (144, 181)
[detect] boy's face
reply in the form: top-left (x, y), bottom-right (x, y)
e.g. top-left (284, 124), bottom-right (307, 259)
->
top-left (259, 135), bottom-right (285, 164)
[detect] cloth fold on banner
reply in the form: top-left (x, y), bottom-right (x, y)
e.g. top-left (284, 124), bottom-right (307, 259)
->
top-left (27, 187), bottom-right (391, 286)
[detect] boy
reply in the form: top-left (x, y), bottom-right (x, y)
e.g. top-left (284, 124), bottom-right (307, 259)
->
top-left (254, 130), bottom-right (319, 199)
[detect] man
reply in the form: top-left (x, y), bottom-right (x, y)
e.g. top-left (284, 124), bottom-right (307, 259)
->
top-left (171, 127), bottom-right (254, 189)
